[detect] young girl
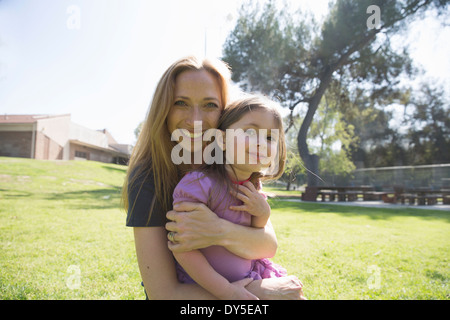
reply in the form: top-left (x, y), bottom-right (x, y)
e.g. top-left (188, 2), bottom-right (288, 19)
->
top-left (171, 95), bottom-right (304, 300)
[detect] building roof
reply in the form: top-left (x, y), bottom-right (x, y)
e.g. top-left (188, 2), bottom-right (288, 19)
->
top-left (69, 139), bottom-right (130, 157)
top-left (0, 114), bottom-right (70, 124)
top-left (0, 114), bottom-right (132, 156)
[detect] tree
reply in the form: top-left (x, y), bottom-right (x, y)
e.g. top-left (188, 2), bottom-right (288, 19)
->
top-left (405, 83), bottom-right (450, 164)
top-left (134, 121), bottom-right (143, 141)
top-left (332, 76), bottom-right (408, 168)
top-left (283, 145), bottom-right (305, 190)
top-left (223, 0), bottom-right (449, 186)
top-left (353, 81), bottom-right (450, 167)
top-left (282, 116), bottom-right (306, 190)
top-left (310, 89), bottom-right (358, 181)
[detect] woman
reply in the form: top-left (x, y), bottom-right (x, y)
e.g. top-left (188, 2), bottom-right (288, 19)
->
top-left (122, 55), bottom-right (303, 299)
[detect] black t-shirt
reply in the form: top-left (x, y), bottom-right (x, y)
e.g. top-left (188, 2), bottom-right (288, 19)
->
top-left (126, 167), bottom-right (167, 227)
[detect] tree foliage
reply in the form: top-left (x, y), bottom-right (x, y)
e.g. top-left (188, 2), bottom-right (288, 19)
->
top-left (223, 0), bottom-right (449, 186)
top-left (405, 83), bottom-right (450, 164)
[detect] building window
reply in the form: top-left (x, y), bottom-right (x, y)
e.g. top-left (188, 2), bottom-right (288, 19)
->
top-left (75, 151), bottom-right (88, 159)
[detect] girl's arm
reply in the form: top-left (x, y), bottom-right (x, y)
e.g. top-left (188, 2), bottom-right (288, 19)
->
top-left (173, 250), bottom-right (257, 300)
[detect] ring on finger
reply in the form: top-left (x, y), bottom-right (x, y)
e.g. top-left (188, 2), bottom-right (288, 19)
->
top-left (168, 231), bottom-right (177, 243)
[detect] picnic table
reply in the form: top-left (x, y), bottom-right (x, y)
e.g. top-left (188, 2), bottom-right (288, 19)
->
top-left (302, 186), bottom-right (450, 206)
top-left (302, 186), bottom-right (378, 202)
top-left (382, 187), bottom-right (450, 205)
top-left (403, 188), bottom-right (449, 205)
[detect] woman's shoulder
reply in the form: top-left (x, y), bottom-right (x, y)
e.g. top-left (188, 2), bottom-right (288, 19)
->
top-left (129, 163), bottom-right (152, 181)
top-left (127, 163), bottom-right (157, 192)
top-left (126, 164), bottom-right (166, 227)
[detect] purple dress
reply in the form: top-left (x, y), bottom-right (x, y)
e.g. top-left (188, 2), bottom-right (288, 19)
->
top-left (173, 171), bottom-right (287, 284)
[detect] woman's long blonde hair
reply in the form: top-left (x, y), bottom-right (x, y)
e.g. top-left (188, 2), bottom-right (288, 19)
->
top-left (121, 56), bottom-right (231, 218)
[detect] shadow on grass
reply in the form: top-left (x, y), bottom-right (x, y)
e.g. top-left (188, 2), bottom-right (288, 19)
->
top-left (101, 164), bottom-right (127, 174)
top-left (268, 198), bottom-right (450, 223)
top-left (0, 189), bottom-right (34, 198)
top-left (43, 187), bottom-right (123, 210)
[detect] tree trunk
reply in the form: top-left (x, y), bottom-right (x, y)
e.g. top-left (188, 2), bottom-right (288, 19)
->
top-left (297, 28), bottom-right (381, 187)
top-left (297, 68), bottom-right (333, 186)
top-left (286, 169), bottom-right (296, 191)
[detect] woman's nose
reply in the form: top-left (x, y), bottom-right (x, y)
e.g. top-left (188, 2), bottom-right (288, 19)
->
top-left (186, 107), bottom-right (202, 126)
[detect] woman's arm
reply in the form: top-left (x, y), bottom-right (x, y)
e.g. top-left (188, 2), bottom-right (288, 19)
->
top-left (134, 226), bottom-right (216, 300)
top-left (166, 202), bottom-right (277, 260)
top-left (133, 226), bottom-right (265, 300)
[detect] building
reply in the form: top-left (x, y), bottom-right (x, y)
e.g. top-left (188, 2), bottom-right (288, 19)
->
top-left (0, 114), bottom-right (132, 165)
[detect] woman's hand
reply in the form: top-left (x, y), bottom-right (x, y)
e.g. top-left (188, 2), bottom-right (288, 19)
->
top-left (166, 200), bottom-right (278, 260)
top-left (166, 202), bottom-right (223, 253)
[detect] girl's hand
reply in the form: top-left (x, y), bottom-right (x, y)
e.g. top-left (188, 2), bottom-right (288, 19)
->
top-left (229, 181), bottom-right (270, 222)
top-left (246, 275), bottom-right (307, 300)
top-left (219, 278), bottom-right (259, 300)
top-left (229, 181), bottom-right (270, 217)
top-left (166, 202), bottom-right (223, 253)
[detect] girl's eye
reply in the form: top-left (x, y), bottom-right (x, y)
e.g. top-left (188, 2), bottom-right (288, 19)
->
top-left (245, 129), bottom-right (257, 136)
top-left (174, 100), bottom-right (188, 107)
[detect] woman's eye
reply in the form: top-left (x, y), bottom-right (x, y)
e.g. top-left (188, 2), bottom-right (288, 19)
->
top-left (174, 100), bottom-right (187, 106)
top-left (205, 102), bottom-right (219, 108)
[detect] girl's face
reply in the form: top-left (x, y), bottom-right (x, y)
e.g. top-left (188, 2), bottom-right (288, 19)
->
top-left (167, 69), bottom-right (223, 153)
top-left (225, 110), bottom-right (279, 180)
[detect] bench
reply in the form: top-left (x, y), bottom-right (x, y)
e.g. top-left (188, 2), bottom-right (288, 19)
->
top-left (399, 193), bottom-right (417, 205)
top-left (317, 191), bottom-right (336, 202)
top-left (444, 195), bottom-right (450, 205)
top-left (317, 191), bottom-right (350, 202)
top-left (407, 188), bottom-right (450, 206)
top-left (362, 191), bottom-right (387, 201)
top-left (417, 195), bottom-right (440, 205)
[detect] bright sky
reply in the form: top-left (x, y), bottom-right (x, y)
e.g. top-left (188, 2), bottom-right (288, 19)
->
top-left (0, 0), bottom-right (448, 145)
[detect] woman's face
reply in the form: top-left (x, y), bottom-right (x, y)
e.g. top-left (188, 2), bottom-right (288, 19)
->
top-left (167, 69), bottom-right (223, 152)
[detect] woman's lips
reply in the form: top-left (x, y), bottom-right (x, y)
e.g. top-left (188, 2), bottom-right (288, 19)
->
top-left (179, 129), bottom-right (204, 141)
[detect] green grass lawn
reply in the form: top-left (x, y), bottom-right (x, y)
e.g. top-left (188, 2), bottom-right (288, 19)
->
top-left (0, 157), bottom-right (140, 299)
top-left (0, 157), bottom-right (448, 300)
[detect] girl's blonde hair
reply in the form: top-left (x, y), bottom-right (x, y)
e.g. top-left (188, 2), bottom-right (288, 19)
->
top-left (121, 56), bottom-right (231, 220)
top-left (202, 95), bottom-right (287, 194)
